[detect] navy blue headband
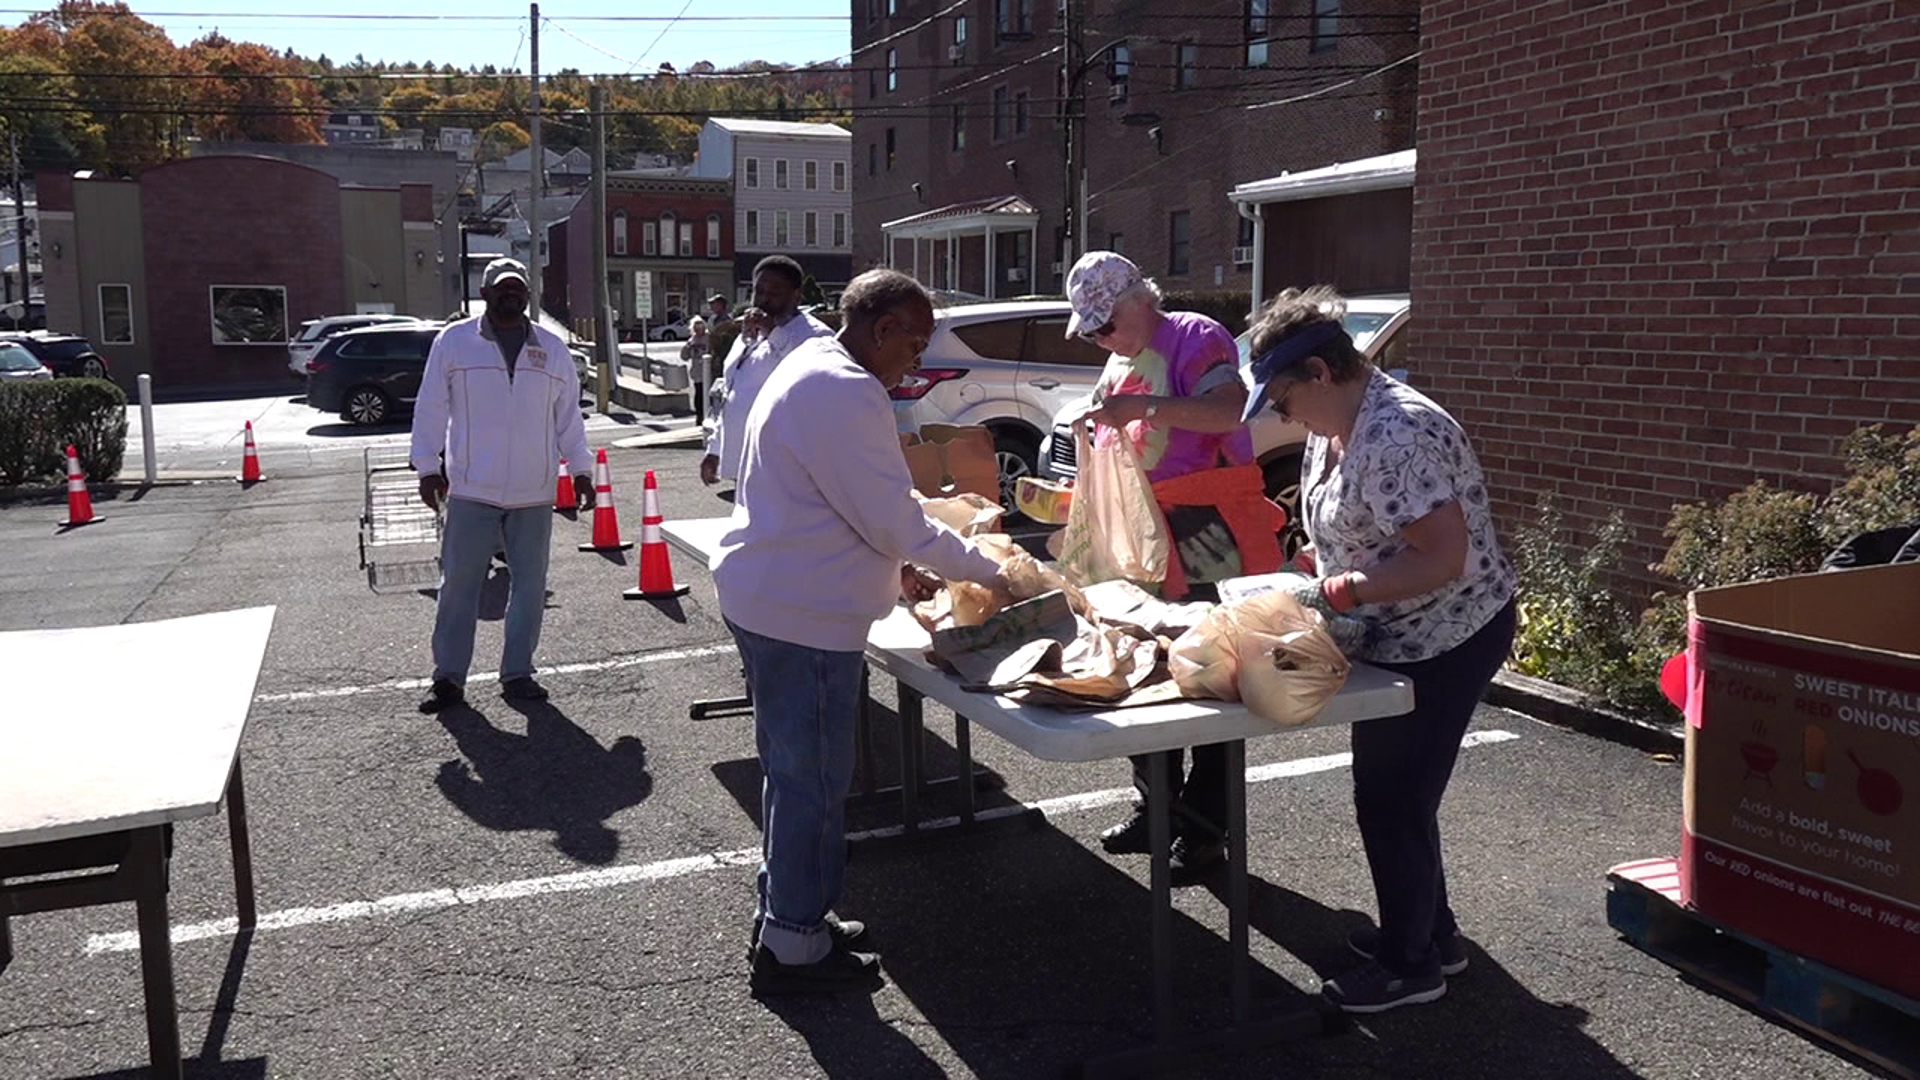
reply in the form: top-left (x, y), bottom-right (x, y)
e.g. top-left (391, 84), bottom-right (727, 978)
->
top-left (1247, 321), bottom-right (1348, 381)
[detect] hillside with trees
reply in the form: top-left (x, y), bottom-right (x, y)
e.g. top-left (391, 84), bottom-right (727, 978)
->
top-left (0, 1), bottom-right (853, 175)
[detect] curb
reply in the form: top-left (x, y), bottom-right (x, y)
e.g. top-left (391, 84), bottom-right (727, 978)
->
top-left (1486, 670), bottom-right (1684, 755)
top-left (0, 473), bottom-right (239, 504)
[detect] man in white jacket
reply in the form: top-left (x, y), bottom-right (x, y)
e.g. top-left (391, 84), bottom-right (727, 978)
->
top-left (410, 257), bottom-right (593, 714)
top-left (699, 255), bottom-right (833, 493)
top-left (713, 269), bottom-right (1011, 996)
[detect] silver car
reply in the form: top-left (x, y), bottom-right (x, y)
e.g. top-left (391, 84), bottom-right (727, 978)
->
top-left (287, 314), bottom-right (422, 377)
top-left (0, 342), bottom-right (52, 381)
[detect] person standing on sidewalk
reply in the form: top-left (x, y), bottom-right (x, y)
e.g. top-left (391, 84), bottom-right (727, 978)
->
top-left (410, 257), bottom-right (594, 713)
top-left (1240, 285), bottom-right (1518, 1014)
top-left (712, 269), bottom-right (1012, 995)
top-left (700, 256), bottom-right (833, 495)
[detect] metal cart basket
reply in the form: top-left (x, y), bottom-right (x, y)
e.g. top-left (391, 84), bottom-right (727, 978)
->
top-left (358, 444), bottom-right (443, 593)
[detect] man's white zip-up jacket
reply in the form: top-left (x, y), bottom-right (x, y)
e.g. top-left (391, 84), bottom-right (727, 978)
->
top-left (409, 316), bottom-right (592, 509)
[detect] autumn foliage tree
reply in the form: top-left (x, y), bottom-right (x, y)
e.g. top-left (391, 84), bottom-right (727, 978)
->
top-left (183, 34), bottom-right (323, 144)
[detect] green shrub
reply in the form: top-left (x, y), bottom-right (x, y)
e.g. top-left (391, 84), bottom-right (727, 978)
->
top-left (0, 382), bottom-right (62, 485)
top-left (1163, 290), bottom-right (1253, 335)
top-left (1510, 498), bottom-right (1658, 710)
top-left (1822, 424), bottom-right (1920, 545)
top-left (1654, 481), bottom-right (1828, 592)
top-left (0, 378), bottom-right (127, 486)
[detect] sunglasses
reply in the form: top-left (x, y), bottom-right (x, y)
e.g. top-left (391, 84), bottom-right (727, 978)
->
top-left (1076, 318), bottom-right (1116, 343)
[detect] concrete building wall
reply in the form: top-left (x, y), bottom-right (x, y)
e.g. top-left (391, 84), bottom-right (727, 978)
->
top-left (69, 181), bottom-right (148, 383)
top-left (341, 188), bottom-right (407, 316)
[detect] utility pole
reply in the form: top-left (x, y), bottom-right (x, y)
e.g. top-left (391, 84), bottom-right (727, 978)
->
top-left (589, 84), bottom-right (613, 414)
top-left (1060, 0), bottom-right (1081, 273)
top-left (527, 2), bottom-right (543, 311)
top-left (8, 131), bottom-right (27, 317)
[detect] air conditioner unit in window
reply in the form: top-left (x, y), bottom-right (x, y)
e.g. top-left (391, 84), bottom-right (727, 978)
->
top-left (1007, 267), bottom-right (1028, 283)
top-left (1108, 82), bottom-right (1128, 104)
top-left (948, 45), bottom-right (965, 61)
top-left (1231, 245), bottom-right (1254, 265)
top-left (1049, 261), bottom-right (1063, 275)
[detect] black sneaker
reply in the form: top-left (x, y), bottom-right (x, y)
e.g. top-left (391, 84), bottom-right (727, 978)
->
top-left (748, 943), bottom-right (883, 997)
top-left (745, 914), bottom-right (869, 962)
top-left (500, 676), bottom-right (550, 702)
top-left (1169, 832), bottom-right (1227, 884)
top-left (1348, 925), bottom-right (1469, 976)
top-left (1322, 960), bottom-right (1447, 1014)
top-left (1100, 805), bottom-right (1152, 854)
top-left (418, 678), bottom-right (465, 714)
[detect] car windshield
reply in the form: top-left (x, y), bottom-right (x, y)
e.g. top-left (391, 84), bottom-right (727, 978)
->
top-left (0, 345), bottom-right (42, 370)
top-left (1236, 309), bottom-right (1400, 363)
top-left (295, 321), bottom-right (328, 341)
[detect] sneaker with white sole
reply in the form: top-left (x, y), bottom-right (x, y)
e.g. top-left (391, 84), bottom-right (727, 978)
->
top-left (1348, 925), bottom-right (1470, 976)
top-left (1322, 960), bottom-right (1447, 1014)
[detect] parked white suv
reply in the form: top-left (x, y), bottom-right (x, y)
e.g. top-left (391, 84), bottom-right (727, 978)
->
top-left (287, 313), bottom-right (421, 377)
top-left (889, 299), bottom-right (1113, 508)
top-left (1037, 295), bottom-right (1411, 551)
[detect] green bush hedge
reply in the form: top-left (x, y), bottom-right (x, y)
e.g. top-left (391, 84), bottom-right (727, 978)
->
top-left (0, 378), bottom-right (128, 486)
top-left (1163, 290), bottom-right (1254, 336)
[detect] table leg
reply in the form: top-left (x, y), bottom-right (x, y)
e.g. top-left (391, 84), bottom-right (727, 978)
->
top-left (897, 682), bottom-right (924, 836)
top-left (956, 715), bottom-right (975, 827)
top-left (130, 825), bottom-right (183, 1080)
top-left (857, 667), bottom-right (878, 801)
top-left (1146, 749), bottom-right (1174, 1042)
top-left (0, 911), bottom-right (11, 975)
top-left (1225, 739), bottom-right (1250, 1024)
top-left (226, 760), bottom-right (258, 931)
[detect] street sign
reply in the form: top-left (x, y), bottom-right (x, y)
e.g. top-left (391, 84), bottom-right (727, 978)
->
top-left (634, 270), bottom-right (654, 317)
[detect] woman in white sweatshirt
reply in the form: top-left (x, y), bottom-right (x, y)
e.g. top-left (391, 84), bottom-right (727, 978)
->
top-left (712, 269), bottom-right (1010, 997)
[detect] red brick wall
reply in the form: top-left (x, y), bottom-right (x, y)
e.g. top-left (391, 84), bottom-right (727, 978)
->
top-left (140, 156), bottom-right (347, 388)
top-left (1412, 0), bottom-right (1920, 590)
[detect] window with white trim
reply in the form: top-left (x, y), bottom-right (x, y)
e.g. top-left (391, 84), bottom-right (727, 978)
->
top-left (833, 160), bottom-right (847, 191)
top-left (804, 160), bottom-right (818, 190)
top-left (643, 220), bottom-right (658, 256)
top-left (776, 210), bottom-right (790, 247)
top-left (775, 159), bottom-right (789, 190)
top-left (804, 211), bottom-right (818, 247)
top-left (98, 284), bottom-right (133, 345)
top-left (746, 210), bottom-right (760, 246)
top-left (833, 212), bottom-right (847, 249)
top-left (678, 221), bottom-right (693, 257)
top-left (613, 211), bottom-right (628, 256)
top-left (659, 213), bottom-right (676, 256)
top-left (707, 213), bottom-right (721, 258)
top-left (745, 158), bottom-right (760, 188)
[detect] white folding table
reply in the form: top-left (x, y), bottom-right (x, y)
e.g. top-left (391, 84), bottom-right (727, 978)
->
top-left (665, 517), bottom-right (1416, 1075)
top-left (0, 607), bottom-right (276, 1080)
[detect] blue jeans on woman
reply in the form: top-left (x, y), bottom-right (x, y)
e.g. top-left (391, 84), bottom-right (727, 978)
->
top-left (727, 620), bottom-right (866, 966)
top-left (1352, 599), bottom-right (1517, 977)
top-left (432, 497), bottom-right (553, 685)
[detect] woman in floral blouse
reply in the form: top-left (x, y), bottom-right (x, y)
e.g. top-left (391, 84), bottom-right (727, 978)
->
top-left (1242, 285), bottom-right (1518, 1015)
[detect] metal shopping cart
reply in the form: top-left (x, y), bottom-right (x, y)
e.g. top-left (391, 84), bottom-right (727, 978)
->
top-left (358, 444), bottom-right (443, 593)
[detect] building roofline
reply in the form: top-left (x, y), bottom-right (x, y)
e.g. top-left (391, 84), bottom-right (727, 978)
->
top-left (1229, 148), bottom-right (1416, 206)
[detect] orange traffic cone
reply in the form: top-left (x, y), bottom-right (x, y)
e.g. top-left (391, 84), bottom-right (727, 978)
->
top-left (578, 448), bottom-right (632, 552)
top-left (624, 469), bottom-right (689, 599)
top-left (237, 421), bottom-right (265, 483)
top-left (554, 458), bottom-right (574, 513)
top-left (60, 445), bottom-right (100, 528)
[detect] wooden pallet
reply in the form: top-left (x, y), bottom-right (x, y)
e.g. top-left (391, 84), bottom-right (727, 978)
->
top-left (1607, 857), bottom-right (1920, 1079)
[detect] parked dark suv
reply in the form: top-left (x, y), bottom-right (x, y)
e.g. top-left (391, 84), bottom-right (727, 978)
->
top-left (306, 322), bottom-right (442, 426)
top-left (0, 331), bottom-right (109, 379)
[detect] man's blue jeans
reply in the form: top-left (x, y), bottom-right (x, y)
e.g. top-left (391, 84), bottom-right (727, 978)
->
top-left (433, 497), bottom-right (553, 685)
top-left (727, 620), bottom-right (864, 966)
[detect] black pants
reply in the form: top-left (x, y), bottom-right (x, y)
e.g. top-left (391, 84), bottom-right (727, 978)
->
top-left (1127, 744), bottom-right (1231, 841)
top-left (1354, 600), bottom-right (1517, 977)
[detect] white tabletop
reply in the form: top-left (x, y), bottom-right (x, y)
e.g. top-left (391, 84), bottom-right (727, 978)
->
top-left (0, 607), bottom-right (277, 846)
top-left (664, 517), bottom-right (1414, 763)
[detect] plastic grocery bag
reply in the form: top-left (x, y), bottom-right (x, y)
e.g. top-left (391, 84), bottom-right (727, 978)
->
top-left (1168, 591), bottom-right (1350, 726)
top-left (1054, 423), bottom-right (1171, 587)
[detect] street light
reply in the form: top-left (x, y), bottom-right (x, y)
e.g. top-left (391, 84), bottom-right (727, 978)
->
top-left (1062, 34), bottom-right (1133, 267)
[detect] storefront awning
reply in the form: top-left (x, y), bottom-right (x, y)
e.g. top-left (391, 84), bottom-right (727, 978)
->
top-left (1229, 149), bottom-right (1415, 207)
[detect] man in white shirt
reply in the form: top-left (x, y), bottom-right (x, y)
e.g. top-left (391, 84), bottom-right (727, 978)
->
top-left (410, 258), bottom-right (593, 714)
top-left (713, 269), bottom-right (1011, 996)
top-left (700, 255), bottom-right (833, 493)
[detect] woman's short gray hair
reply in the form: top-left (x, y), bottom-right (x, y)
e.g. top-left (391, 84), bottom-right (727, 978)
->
top-left (1117, 276), bottom-right (1164, 313)
top-left (1247, 285), bottom-right (1366, 383)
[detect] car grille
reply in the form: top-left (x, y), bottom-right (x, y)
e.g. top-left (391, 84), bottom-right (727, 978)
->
top-left (1048, 426), bottom-right (1077, 475)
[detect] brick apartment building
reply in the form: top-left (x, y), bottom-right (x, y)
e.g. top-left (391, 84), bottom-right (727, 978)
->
top-left (1410, 1), bottom-right (1919, 588)
top-left (850, 0), bottom-right (1420, 299)
top-left (556, 174), bottom-right (734, 334)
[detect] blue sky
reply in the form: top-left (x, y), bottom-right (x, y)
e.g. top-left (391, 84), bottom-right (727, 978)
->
top-left (7, 1), bottom-right (854, 73)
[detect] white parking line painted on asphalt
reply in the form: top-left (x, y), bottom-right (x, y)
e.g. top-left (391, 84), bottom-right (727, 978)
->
top-left (84, 729), bottom-right (1520, 955)
top-left (254, 643), bottom-right (738, 704)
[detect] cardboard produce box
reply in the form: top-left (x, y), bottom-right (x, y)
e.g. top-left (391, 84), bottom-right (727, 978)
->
top-left (1681, 562), bottom-right (1920, 999)
top-left (901, 424), bottom-right (999, 503)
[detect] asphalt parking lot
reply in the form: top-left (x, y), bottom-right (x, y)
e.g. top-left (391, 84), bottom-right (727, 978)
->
top-left (0, 435), bottom-right (1881, 1080)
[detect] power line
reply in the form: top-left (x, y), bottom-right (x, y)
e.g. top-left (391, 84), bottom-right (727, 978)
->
top-left (0, 8), bottom-right (848, 21)
top-left (621, 0), bottom-right (697, 76)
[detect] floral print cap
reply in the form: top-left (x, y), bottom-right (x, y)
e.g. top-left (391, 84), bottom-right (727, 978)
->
top-left (1064, 250), bottom-right (1143, 338)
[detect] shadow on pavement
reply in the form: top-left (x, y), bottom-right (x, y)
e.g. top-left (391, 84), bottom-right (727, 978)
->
top-left (1224, 872), bottom-right (1644, 1078)
top-left (304, 421), bottom-right (409, 438)
top-left (759, 994), bottom-right (949, 1080)
top-left (52, 1060), bottom-right (268, 1080)
top-left (433, 700), bottom-right (653, 864)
